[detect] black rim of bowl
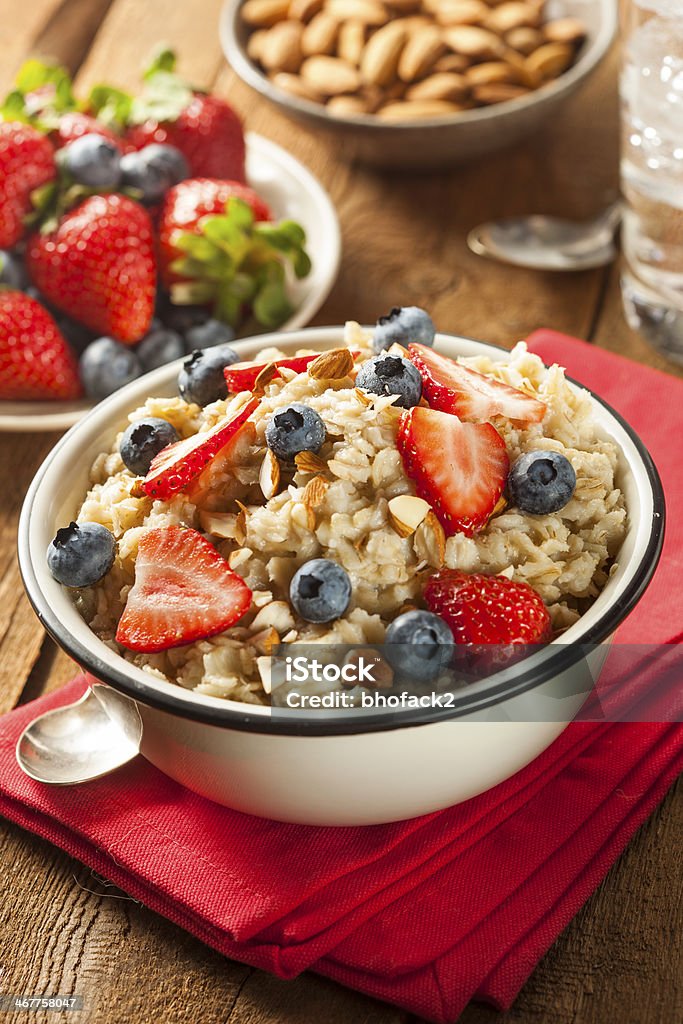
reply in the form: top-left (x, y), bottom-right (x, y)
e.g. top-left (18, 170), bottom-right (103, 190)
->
top-left (18, 332), bottom-right (666, 736)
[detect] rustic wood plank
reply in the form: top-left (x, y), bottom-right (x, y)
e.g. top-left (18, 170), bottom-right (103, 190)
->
top-left (0, 0), bottom-right (65, 92)
top-left (29, 0), bottom-right (116, 75)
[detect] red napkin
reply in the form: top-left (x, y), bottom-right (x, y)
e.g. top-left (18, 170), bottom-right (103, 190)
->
top-left (0, 332), bottom-right (681, 1023)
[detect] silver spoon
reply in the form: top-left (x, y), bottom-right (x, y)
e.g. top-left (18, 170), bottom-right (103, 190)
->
top-left (467, 201), bottom-right (623, 271)
top-left (16, 684), bottom-right (142, 785)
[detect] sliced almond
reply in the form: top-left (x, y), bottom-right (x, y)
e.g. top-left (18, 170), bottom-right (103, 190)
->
top-left (302, 474), bottom-right (329, 508)
top-left (378, 99), bottom-right (464, 120)
top-left (295, 449), bottom-right (328, 474)
top-left (524, 41), bottom-right (574, 80)
top-left (307, 347), bottom-right (355, 379)
top-left (327, 94), bottom-right (371, 114)
top-left (260, 20), bottom-right (304, 73)
top-left (271, 71), bottom-right (324, 102)
top-left (337, 19), bottom-right (366, 65)
top-left (354, 386), bottom-right (374, 407)
top-left (414, 510), bottom-right (446, 568)
top-left (235, 502), bottom-right (248, 546)
top-left (543, 17), bottom-right (587, 46)
top-left (360, 20), bottom-right (408, 87)
top-left (326, 0), bottom-right (388, 26)
top-left (434, 0), bottom-right (488, 26)
top-left (465, 60), bottom-right (520, 86)
top-left (252, 588), bottom-right (274, 607)
top-left (251, 600), bottom-right (296, 632)
top-left (301, 12), bottom-right (339, 56)
top-left (397, 25), bottom-right (445, 83)
top-left (504, 25), bottom-right (543, 54)
top-left (442, 25), bottom-right (504, 60)
top-left (471, 81), bottom-right (529, 104)
top-left (485, 1), bottom-right (541, 34)
top-left (491, 494), bottom-right (508, 517)
top-left (388, 494), bottom-right (432, 537)
top-left (242, 0), bottom-right (290, 26)
top-left (300, 55), bottom-right (361, 96)
top-left (199, 510), bottom-right (239, 539)
top-left (228, 547), bottom-right (252, 571)
top-left (407, 71), bottom-right (469, 102)
top-left (253, 361), bottom-right (279, 392)
top-left (291, 501), bottom-right (316, 530)
top-left (289, 0), bottom-right (323, 20)
top-left (259, 449), bottom-right (281, 500)
top-left (129, 478), bottom-right (146, 498)
top-left (250, 626), bottom-right (280, 654)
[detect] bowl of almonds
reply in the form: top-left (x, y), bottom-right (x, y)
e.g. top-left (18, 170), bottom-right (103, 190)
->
top-left (221, 0), bottom-right (615, 168)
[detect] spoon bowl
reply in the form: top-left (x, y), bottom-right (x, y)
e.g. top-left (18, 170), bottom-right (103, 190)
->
top-left (16, 685), bottom-right (143, 785)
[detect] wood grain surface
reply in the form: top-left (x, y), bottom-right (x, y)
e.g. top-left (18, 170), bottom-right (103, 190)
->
top-left (0, 2), bottom-right (680, 1023)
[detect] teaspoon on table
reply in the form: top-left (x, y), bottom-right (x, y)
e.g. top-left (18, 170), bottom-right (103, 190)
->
top-left (467, 201), bottom-right (623, 272)
top-left (16, 684), bottom-right (142, 785)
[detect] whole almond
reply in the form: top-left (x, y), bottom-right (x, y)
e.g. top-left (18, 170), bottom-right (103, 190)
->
top-left (327, 94), bottom-right (371, 114)
top-left (326, 0), bottom-right (388, 25)
top-left (433, 52), bottom-right (471, 73)
top-left (302, 12), bottom-right (339, 56)
top-left (307, 347), bottom-right (355, 379)
top-left (360, 20), bottom-right (408, 87)
top-left (434, 0), bottom-right (488, 26)
top-left (524, 41), bottom-right (574, 80)
top-left (271, 71), bottom-right (324, 102)
top-left (289, 0), bottom-right (323, 19)
top-left (504, 25), bottom-right (543, 54)
top-left (543, 17), bottom-right (587, 45)
top-left (398, 25), bottom-right (446, 82)
top-left (378, 99), bottom-right (464, 120)
top-left (406, 71), bottom-right (469, 101)
top-left (472, 81), bottom-right (529, 104)
top-left (485, 1), bottom-right (541, 34)
top-left (337, 20), bottom-right (366, 65)
top-left (300, 55), bottom-right (361, 95)
top-left (260, 20), bottom-right (303, 73)
top-left (384, 0), bottom-right (421, 9)
top-left (242, 0), bottom-right (290, 26)
top-left (443, 25), bottom-right (505, 60)
top-left (247, 28), bottom-right (269, 61)
top-left (466, 60), bottom-right (520, 86)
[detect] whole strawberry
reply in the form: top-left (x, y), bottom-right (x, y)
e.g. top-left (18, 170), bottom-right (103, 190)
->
top-left (26, 194), bottom-right (156, 344)
top-left (0, 291), bottom-right (82, 400)
top-left (0, 122), bottom-right (56, 248)
top-left (51, 111), bottom-right (121, 150)
top-left (424, 570), bottom-right (553, 647)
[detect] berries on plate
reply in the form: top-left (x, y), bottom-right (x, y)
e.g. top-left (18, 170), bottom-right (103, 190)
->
top-left (224, 354), bottom-right (320, 393)
top-left (115, 526), bottom-right (252, 652)
top-left (47, 521), bottom-right (116, 587)
top-left (120, 143), bottom-right (188, 205)
top-left (79, 336), bottom-right (142, 399)
top-left (408, 343), bottom-right (547, 424)
top-left (372, 306), bottom-right (435, 354)
top-left (384, 609), bottom-right (453, 682)
top-left (0, 122), bottom-right (55, 249)
top-left (424, 569), bottom-right (553, 646)
top-left (136, 324), bottom-right (185, 371)
top-left (26, 194), bottom-right (157, 344)
top-left (397, 406), bottom-right (508, 537)
top-left (61, 133), bottom-right (122, 189)
top-left (119, 417), bottom-right (180, 476)
top-left (266, 403), bottom-right (326, 461)
top-left (508, 450), bottom-right (576, 515)
top-left (143, 396), bottom-right (259, 500)
top-left (355, 352), bottom-right (423, 409)
top-left (290, 558), bottom-right (352, 623)
top-left (178, 344), bottom-right (240, 406)
top-left (0, 291), bottom-right (82, 400)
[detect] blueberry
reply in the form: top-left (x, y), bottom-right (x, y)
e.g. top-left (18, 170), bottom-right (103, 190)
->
top-left (0, 250), bottom-right (26, 289)
top-left (508, 451), bottom-right (577, 515)
top-left (120, 151), bottom-right (170, 205)
top-left (265, 403), bottom-right (326, 461)
top-left (290, 559), bottom-right (352, 623)
top-left (162, 303), bottom-right (210, 334)
top-left (185, 318), bottom-right (236, 351)
top-left (47, 522), bottom-right (116, 588)
top-left (139, 143), bottom-right (189, 184)
top-left (384, 610), bottom-right (453, 682)
top-left (119, 417), bottom-right (179, 475)
top-left (80, 337), bottom-right (143, 400)
top-left (62, 133), bottom-right (121, 190)
top-left (355, 353), bottom-right (422, 409)
top-left (136, 326), bottom-right (185, 370)
top-left (57, 317), bottom-right (96, 355)
top-left (177, 344), bottom-right (240, 406)
top-left (372, 306), bottom-right (436, 354)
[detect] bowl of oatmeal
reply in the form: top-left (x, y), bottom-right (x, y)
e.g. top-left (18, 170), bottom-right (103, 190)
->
top-left (18, 315), bottom-right (664, 825)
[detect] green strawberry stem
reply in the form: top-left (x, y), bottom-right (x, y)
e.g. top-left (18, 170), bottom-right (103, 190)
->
top-left (169, 198), bottom-right (312, 330)
top-left (0, 59), bottom-right (79, 127)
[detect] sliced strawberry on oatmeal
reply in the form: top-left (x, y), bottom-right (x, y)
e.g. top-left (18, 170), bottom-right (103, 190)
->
top-left (143, 397), bottom-right (259, 500)
top-left (224, 355), bottom-right (320, 393)
top-left (116, 526), bottom-right (252, 652)
top-left (408, 343), bottom-right (546, 424)
top-left (397, 406), bottom-right (508, 537)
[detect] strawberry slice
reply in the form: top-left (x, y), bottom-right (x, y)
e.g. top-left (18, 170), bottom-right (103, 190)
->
top-left (143, 397), bottom-right (259, 500)
top-left (397, 406), bottom-right (509, 537)
top-left (116, 526), bottom-right (252, 652)
top-left (408, 344), bottom-right (546, 424)
top-left (224, 355), bottom-right (318, 393)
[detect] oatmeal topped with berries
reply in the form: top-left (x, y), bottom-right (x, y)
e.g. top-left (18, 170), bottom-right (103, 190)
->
top-left (47, 307), bottom-right (627, 704)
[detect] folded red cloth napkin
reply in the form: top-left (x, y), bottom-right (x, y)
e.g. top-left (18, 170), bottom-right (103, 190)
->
top-left (0, 332), bottom-right (681, 1023)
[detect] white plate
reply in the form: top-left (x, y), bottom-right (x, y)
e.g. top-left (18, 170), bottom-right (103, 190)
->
top-left (0, 133), bottom-right (341, 433)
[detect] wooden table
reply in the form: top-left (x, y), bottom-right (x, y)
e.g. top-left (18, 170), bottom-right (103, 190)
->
top-left (0, 2), bottom-right (680, 1022)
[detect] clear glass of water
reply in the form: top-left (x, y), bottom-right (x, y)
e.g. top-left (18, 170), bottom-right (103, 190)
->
top-left (620, 0), bottom-right (683, 362)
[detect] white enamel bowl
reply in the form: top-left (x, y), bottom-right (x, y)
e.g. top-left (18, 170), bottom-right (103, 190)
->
top-left (18, 328), bottom-right (664, 825)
